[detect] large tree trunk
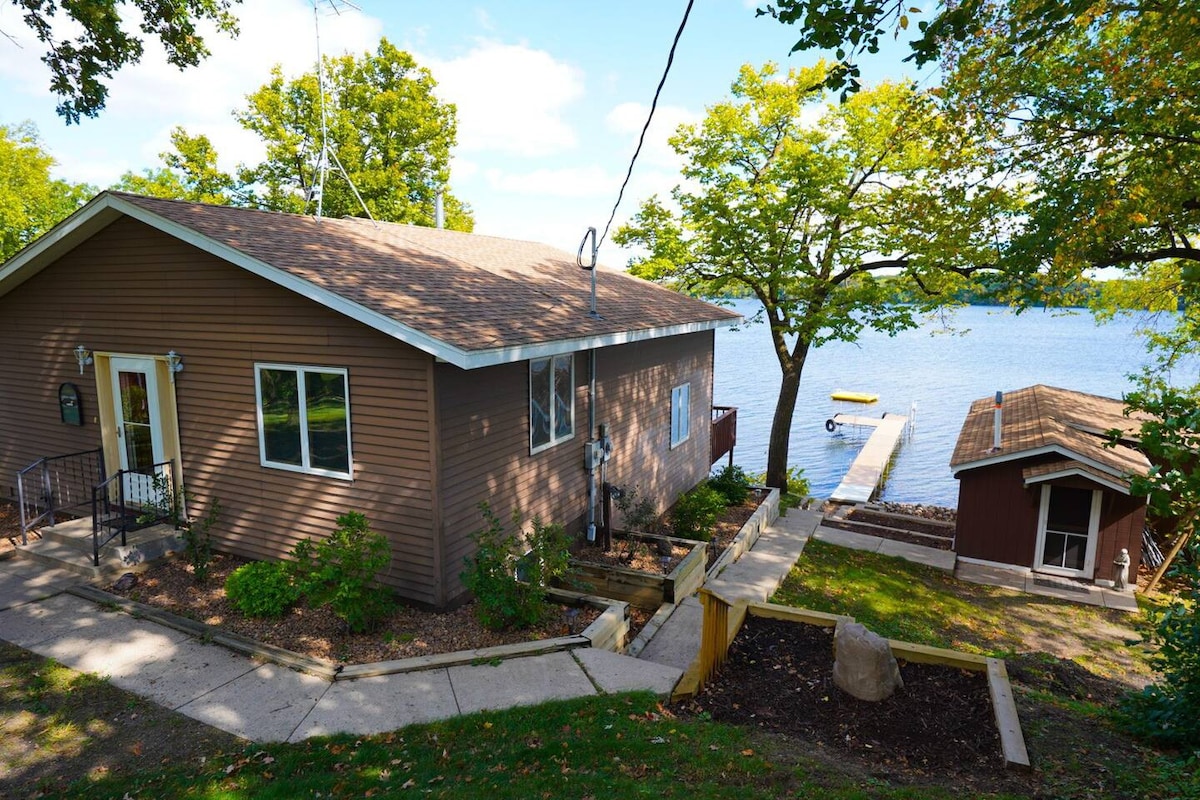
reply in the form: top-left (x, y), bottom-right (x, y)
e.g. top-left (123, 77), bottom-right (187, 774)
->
top-left (765, 358), bottom-right (804, 490)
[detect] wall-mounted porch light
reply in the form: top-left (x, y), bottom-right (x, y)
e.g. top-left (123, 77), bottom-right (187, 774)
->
top-left (166, 350), bottom-right (184, 375)
top-left (74, 345), bottom-right (92, 375)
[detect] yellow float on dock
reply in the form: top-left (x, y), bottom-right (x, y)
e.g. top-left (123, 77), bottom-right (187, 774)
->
top-left (831, 389), bottom-right (879, 403)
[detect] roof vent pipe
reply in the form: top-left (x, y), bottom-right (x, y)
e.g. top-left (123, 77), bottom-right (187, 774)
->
top-left (434, 190), bottom-right (445, 229)
top-left (992, 391), bottom-right (1003, 451)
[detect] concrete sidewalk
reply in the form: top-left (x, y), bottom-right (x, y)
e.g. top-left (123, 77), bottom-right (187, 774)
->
top-left (635, 507), bottom-right (822, 672)
top-left (812, 524), bottom-right (958, 571)
top-left (0, 565), bottom-right (682, 743)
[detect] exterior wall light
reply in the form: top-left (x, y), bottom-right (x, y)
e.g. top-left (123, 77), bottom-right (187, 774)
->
top-left (166, 350), bottom-right (184, 374)
top-left (74, 345), bottom-right (93, 374)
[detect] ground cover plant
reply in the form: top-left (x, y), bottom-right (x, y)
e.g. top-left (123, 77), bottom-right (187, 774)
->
top-left (769, 539), bottom-right (1197, 798)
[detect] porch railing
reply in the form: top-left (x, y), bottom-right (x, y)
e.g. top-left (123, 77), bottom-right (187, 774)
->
top-left (16, 448), bottom-right (105, 545)
top-left (91, 460), bottom-right (177, 567)
top-left (711, 406), bottom-right (738, 467)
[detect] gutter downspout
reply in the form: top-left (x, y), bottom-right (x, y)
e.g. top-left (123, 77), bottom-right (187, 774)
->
top-left (586, 348), bottom-right (597, 542)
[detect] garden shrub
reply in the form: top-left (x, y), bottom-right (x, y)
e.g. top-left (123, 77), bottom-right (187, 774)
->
top-left (1118, 539), bottom-right (1200, 748)
top-left (753, 465), bottom-right (811, 498)
top-left (671, 484), bottom-right (727, 541)
top-left (613, 484), bottom-right (671, 558)
top-left (707, 464), bottom-right (752, 506)
top-left (290, 511), bottom-right (395, 633)
top-left (224, 561), bottom-right (300, 618)
top-left (461, 503), bottom-right (572, 631)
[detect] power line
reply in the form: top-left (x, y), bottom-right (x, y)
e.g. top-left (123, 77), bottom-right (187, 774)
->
top-left (595, 0), bottom-right (695, 251)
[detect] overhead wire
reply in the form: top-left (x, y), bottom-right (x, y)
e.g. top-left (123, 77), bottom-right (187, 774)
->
top-left (596, 0), bottom-right (695, 251)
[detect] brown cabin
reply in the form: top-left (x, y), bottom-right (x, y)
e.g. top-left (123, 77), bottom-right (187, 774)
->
top-left (951, 385), bottom-right (1150, 587)
top-left (0, 191), bottom-right (740, 608)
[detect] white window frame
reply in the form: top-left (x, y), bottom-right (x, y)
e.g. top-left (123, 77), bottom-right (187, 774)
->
top-left (1034, 485), bottom-right (1101, 579)
top-left (529, 354), bottom-right (575, 454)
top-left (254, 363), bottom-right (353, 480)
top-left (670, 382), bottom-right (691, 448)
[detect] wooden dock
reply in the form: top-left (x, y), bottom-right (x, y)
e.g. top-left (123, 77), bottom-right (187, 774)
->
top-left (828, 413), bottom-right (908, 503)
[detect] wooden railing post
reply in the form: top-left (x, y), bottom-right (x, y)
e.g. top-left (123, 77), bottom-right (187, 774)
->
top-left (698, 588), bottom-right (731, 690)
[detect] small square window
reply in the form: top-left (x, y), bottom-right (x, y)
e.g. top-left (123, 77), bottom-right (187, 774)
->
top-left (255, 364), bottom-right (352, 479)
top-left (530, 354), bottom-right (574, 453)
top-left (671, 383), bottom-right (690, 448)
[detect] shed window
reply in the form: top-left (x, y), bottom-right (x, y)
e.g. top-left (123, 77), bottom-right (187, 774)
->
top-left (530, 355), bottom-right (574, 452)
top-left (255, 364), bottom-right (352, 479)
top-left (671, 382), bottom-right (691, 448)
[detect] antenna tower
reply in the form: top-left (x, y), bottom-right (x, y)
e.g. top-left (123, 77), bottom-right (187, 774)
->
top-left (311, 0), bottom-right (374, 222)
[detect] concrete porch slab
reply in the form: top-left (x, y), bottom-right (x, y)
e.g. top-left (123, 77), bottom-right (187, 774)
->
top-left (573, 648), bottom-right (682, 697)
top-left (955, 562), bottom-right (1028, 591)
top-left (447, 651), bottom-right (596, 715)
top-left (291, 669), bottom-right (459, 742)
top-left (177, 662), bottom-right (329, 742)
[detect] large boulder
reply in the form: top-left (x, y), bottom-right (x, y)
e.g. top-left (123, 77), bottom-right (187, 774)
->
top-left (832, 620), bottom-right (904, 702)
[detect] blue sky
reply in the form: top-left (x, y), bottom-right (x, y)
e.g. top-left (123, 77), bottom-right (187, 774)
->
top-left (1, 0), bottom-right (928, 263)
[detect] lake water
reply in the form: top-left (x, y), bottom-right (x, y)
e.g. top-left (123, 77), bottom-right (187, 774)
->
top-left (712, 300), bottom-right (1158, 507)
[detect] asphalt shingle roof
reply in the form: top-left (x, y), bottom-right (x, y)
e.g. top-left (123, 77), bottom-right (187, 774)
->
top-left (115, 193), bottom-right (739, 353)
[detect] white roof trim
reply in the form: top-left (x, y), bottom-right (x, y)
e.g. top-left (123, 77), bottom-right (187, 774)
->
top-left (0, 193), bottom-right (738, 370)
top-left (1022, 467), bottom-right (1132, 495)
top-left (951, 444), bottom-right (1139, 482)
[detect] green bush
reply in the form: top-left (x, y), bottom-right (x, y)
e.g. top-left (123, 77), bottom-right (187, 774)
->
top-left (224, 561), bottom-right (300, 618)
top-left (1118, 539), bottom-right (1200, 748)
top-left (753, 465), bottom-right (811, 498)
top-left (670, 485), bottom-right (727, 541)
top-left (290, 511), bottom-right (395, 633)
top-left (707, 464), bottom-right (752, 506)
top-left (461, 503), bottom-right (572, 631)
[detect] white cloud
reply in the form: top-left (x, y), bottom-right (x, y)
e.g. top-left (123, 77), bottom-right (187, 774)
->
top-left (423, 41), bottom-right (584, 157)
top-left (605, 101), bottom-right (698, 170)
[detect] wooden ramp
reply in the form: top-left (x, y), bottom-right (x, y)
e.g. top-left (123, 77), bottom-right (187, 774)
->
top-left (828, 413), bottom-right (908, 503)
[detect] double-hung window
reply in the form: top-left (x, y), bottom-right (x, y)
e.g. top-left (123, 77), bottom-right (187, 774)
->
top-left (670, 382), bottom-right (691, 448)
top-left (255, 364), bottom-right (352, 479)
top-left (530, 354), bottom-right (574, 452)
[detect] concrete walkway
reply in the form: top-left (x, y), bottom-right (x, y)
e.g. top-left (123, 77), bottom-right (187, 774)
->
top-left (635, 508), bottom-right (822, 672)
top-left (0, 559), bottom-right (682, 743)
top-left (812, 525), bottom-right (958, 571)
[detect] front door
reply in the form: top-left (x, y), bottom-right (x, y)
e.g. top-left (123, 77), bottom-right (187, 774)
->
top-left (109, 357), bottom-right (166, 506)
top-left (1035, 485), bottom-right (1101, 579)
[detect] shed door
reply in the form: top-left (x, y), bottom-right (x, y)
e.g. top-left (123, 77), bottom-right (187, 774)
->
top-left (1035, 485), bottom-right (1101, 579)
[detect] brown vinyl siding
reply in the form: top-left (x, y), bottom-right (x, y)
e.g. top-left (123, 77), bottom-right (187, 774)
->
top-left (1097, 493), bottom-right (1146, 577)
top-left (0, 217), bottom-right (441, 605)
top-left (435, 332), bottom-right (715, 604)
top-left (954, 461), bottom-right (1042, 567)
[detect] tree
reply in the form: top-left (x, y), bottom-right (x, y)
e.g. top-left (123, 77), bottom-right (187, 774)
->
top-left (7, 0), bottom-right (241, 123)
top-left (614, 62), bottom-right (1014, 489)
top-left (115, 126), bottom-right (235, 204)
top-left (0, 122), bottom-right (93, 261)
top-left (763, 0), bottom-right (1200, 294)
top-left (235, 38), bottom-right (472, 229)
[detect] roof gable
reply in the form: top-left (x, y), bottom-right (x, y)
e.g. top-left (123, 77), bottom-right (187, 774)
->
top-left (0, 191), bottom-right (740, 369)
top-left (950, 384), bottom-right (1151, 482)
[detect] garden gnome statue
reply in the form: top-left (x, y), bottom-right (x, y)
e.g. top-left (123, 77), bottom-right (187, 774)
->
top-left (832, 620), bottom-right (904, 701)
top-left (1113, 548), bottom-right (1131, 591)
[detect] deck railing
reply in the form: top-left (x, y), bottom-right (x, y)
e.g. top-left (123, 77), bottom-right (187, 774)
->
top-left (91, 460), bottom-right (177, 567)
top-left (711, 406), bottom-right (738, 467)
top-left (16, 448), bottom-right (106, 545)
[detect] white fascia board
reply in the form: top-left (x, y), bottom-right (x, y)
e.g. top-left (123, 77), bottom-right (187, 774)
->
top-left (951, 444), bottom-right (1130, 483)
top-left (1022, 468), bottom-right (1131, 495)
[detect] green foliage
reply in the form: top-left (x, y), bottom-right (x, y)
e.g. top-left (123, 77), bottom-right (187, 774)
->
top-left (224, 560), bottom-right (300, 619)
top-left (0, 122), bottom-right (93, 261)
top-left (115, 127), bottom-right (235, 204)
top-left (670, 485), bottom-right (727, 542)
top-left (16, 0), bottom-right (240, 122)
top-left (135, 473), bottom-right (220, 585)
top-left (290, 512), bottom-right (394, 633)
top-left (1118, 540), bottom-right (1200, 748)
top-left (182, 498), bottom-right (220, 586)
top-left (612, 484), bottom-right (661, 534)
top-left (753, 465), bottom-right (810, 499)
top-left (707, 464), bottom-right (752, 506)
top-left (460, 503), bottom-right (572, 631)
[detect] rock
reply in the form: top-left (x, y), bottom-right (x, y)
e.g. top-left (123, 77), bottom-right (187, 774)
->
top-left (111, 572), bottom-right (138, 592)
top-left (832, 620), bottom-right (904, 702)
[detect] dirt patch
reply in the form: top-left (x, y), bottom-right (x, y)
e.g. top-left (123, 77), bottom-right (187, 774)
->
top-left (822, 518), bottom-right (955, 550)
top-left (686, 617), bottom-right (1027, 794)
top-left (106, 553), bottom-right (605, 665)
top-left (572, 538), bottom-right (690, 574)
top-left (704, 491), bottom-right (768, 569)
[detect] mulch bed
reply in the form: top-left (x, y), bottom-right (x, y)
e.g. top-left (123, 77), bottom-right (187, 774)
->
top-left (688, 617), bottom-right (1009, 786)
top-left (106, 553), bottom-right (604, 666)
top-left (704, 490), bottom-right (769, 569)
top-left (571, 538), bottom-right (691, 574)
top-left (822, 502), bottom-right (957, 551)
top-left (821, 518), bottom-right (955, 551)
top-left (0, 500), bottom-right (21, 558)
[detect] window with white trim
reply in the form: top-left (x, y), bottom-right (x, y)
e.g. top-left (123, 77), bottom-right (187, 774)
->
top-left (671, 382), bottom-right (691, 448)
top-left (255, 364), bottom-right (352, 478)
top-left (530, 354), bottom-right (574, 452)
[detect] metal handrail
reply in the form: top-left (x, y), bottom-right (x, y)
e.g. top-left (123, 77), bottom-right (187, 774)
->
top-left (91, 460), bottom-right (176, 567)
top-left (16, 448), bottom-right (105, 545)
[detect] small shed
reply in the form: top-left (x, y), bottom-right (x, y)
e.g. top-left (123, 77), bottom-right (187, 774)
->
top-left (950, 385), bottom-right (1150, 586)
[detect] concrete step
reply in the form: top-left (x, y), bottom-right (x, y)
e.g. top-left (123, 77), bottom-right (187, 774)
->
top-left (14, 538), bottom-right (107, 580)
top-left (15, 523), bottom-right (183, 582)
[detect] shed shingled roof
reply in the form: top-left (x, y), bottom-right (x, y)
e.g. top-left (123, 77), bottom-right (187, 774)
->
top-left (114, 192), bottom-right (740, 353)
top-left (950, 385), bottom-right (1151, 485)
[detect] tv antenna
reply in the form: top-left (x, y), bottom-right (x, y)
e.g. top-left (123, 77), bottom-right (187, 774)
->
top-left (311, 0), bottom-right (374, 223)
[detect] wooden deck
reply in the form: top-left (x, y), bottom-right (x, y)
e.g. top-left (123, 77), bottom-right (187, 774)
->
top-left (828, 413), bottom-right (908, 503)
